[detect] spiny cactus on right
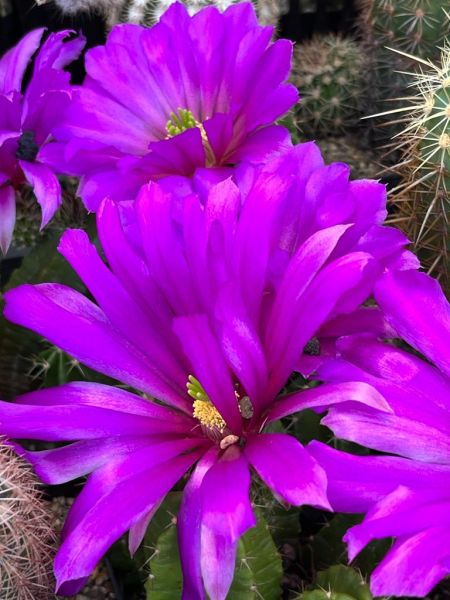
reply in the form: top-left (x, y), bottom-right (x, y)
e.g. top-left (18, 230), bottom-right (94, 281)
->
top-left (389, 45), bottom-right (450, 292)
top-left (0, 443), bottom-right (56, 600)
top-left (357, 0), bottom-right (450, 145)
top-left (292, 34), bottom-right (366, 138)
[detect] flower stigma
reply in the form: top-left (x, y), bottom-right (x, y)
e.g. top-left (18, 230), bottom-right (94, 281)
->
top-left (165, 108), bottom-right (197, 137)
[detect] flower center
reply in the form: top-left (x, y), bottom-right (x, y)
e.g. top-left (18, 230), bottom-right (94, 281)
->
top-left (16, 130), bottom-right (39, 162)
top-left (165, 108), bottom-right (215, 166)
top-left (165, 108), bottom-right (197, 137)
top-left (187, 375), bottom-right (227, 432)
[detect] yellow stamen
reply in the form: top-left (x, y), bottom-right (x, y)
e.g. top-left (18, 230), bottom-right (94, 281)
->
top-left (187, 375), bottom-right (227, 432)
top-left (193, 399), bottom-right (226, 432)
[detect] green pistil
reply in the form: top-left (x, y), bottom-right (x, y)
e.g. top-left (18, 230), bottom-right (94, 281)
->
top-left (186, 374), bottom-right (209, 403)
top-left (166, 108), bottom-right (197, 138)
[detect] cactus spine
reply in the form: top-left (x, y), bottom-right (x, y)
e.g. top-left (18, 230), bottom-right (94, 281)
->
top-left (389, 46), bottom-right (450, 291)
top-left (0, 444), bottom-right (56, 600)
top-left (292, 34), bottom-right (366, 138)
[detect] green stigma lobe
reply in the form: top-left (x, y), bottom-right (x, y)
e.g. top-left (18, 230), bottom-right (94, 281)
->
top-left (186, 374), bottom-right (209, 402)
top-left (166, 108), bottom-right (197, 137)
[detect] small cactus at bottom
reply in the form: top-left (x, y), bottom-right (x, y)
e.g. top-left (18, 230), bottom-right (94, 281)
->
top-left (292, 34), bottom-right (366, 138)
top-left (0, 443), bottom-right (56, 600)
top-left (388, 46), bottom-right (450, 292)
top-left (298, 565), bottom-right (372, 600)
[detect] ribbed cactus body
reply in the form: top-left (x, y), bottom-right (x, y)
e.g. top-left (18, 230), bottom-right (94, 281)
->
top-left (391, 47), bottom-right (450, 291)
top-left (0, 444), bottom-right (56, 600)
top-left (292, 34), bottom-right (366, 137)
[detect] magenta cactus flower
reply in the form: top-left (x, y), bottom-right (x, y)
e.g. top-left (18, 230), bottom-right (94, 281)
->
top-left (309, 269), bottom-right (450, 597)
top-left (0, 28), bottom-right (85, 253)
top-left (46, 1), bottom-right (298, 211)
top-left (1, 145), bottom-right (409, 597)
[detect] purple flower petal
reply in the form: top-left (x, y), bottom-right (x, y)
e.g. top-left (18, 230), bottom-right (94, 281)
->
top-left (375, 269), bottom-right (450, 377)
top-left (267, 381), bottom-right (391, 423)
top-left (0, 384), bottom-right (192, 441)
top-left (19, 160), bottom-right (62, 228)
top-left (0, 185), bottom-right (15, 254)
top-left (200, 526), bottom-right (237, 600)
top-left (215, 285), bottom-right (268, 406)
top-left (0, 28), bottom-right (45, 94)
top-left (174, 315), bottom-right (242, 434)
top-left (178, 447), bottom-right (218, 600)
top-left (200, 445), bottom-right (255, 541)
top-left (4, 284), bottom-right (190, 410)
top-left (344, 486), bottom-right (450, 561)
top-left (266, 250), bottom-right (377, 397)
top-left (245, 433), bottom-right (330, 509)
top-left (33, 30), bottom-right (85, 72)
top-left (56, 447), bottom-right (202, 594)
top-left (370, 527), bottom-right (450, 597)
top-left (58, 229), bottom-right (188, 395)
top-left (322, 406), bottom-right (450, 463)
top-left (19, 436), bottom-right (179, 484)
top-left (307, 441), bottom-right (450, 513)
top-left (318, 334), bottom-right (450, 431)
top-left (128, 504), bottom-right (160, 557)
